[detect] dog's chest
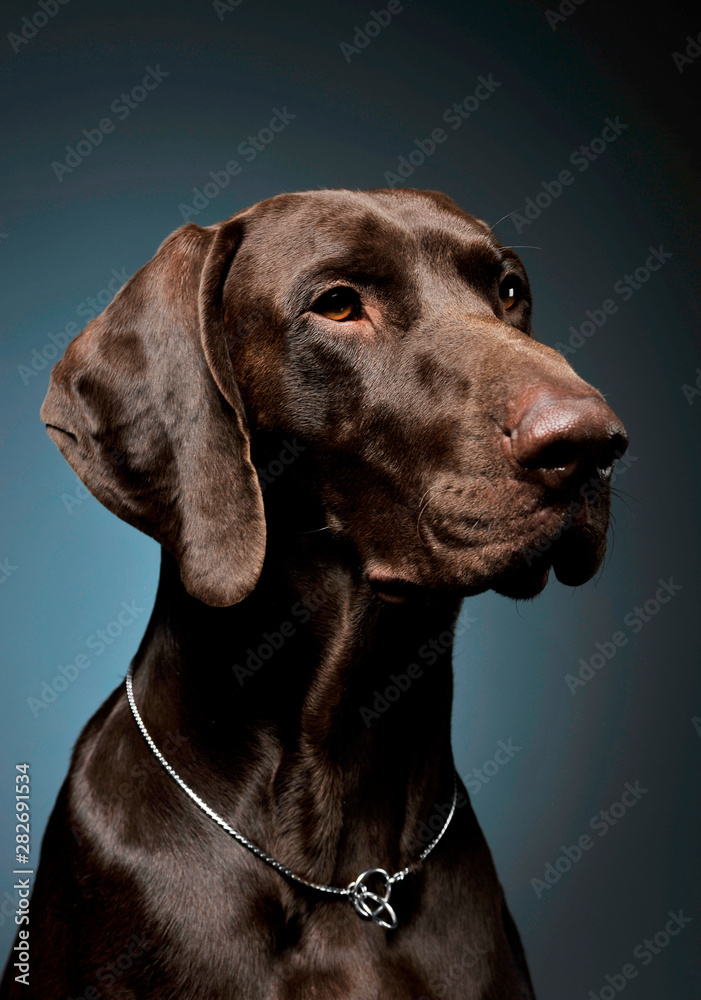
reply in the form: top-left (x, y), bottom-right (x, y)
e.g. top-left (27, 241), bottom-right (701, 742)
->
top-left (123, 882), bottom-right (524, 999)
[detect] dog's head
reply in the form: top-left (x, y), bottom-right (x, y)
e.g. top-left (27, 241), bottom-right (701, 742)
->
top-left (42, 189), bottom-right (627, 606)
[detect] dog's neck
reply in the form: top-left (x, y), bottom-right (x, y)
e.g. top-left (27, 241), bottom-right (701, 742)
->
top-left (133, 525), bottom-right (461, 891)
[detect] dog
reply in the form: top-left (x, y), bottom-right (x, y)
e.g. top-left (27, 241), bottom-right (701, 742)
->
top-left (2, 188), bottom-right (627, 998)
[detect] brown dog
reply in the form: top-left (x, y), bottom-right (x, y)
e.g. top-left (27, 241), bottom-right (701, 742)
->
top-left (2, 189), bottom-right (626, 998)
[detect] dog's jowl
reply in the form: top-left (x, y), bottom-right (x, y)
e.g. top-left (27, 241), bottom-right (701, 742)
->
top-left (1, 189), bottom-right (627, 999)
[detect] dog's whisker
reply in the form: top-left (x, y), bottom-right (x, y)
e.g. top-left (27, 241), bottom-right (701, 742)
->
top-left (417, 483), bottom-right (449, 513)
top-left (416, 488), bottom-right (454, 544)
top-left (490, 209), bottom-right (521, 229)
top-left (609, 487), bottom-right (638, 517)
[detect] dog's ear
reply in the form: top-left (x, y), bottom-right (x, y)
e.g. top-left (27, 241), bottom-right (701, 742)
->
top-left (40, 218), bottom-right (266, 607)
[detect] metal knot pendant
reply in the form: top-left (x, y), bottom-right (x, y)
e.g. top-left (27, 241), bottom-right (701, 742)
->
top-left (347, 868), bottom-right (398, 930)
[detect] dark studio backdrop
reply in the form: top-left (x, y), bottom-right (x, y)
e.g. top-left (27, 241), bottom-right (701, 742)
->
top-left (1, 0), bottom-right (699, 995)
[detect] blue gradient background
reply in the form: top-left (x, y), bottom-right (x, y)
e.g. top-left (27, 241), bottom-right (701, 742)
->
top-left (1, 1), bottom-right (699, 995)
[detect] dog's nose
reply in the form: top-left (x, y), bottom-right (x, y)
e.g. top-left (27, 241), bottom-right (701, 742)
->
top-left (506, 392), bottom-right (628, 489)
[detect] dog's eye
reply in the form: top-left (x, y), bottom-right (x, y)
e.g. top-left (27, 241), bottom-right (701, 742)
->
top-left (313, 287), bottom-right (361, 322)
top-left (499, 275), bottom-right (521, 310)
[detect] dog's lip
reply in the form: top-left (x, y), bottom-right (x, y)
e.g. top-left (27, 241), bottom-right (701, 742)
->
top-left (427, 498), bottom-right (592, 551)
top-left (489, 561), bottom-right (552, 599)
top-left (415, 498), bottom-right (605, 590)
top-left (366, 569), bottom-right (423, 604)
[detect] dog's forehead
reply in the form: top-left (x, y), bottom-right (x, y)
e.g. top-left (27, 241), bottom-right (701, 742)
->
top-left (235, 188), bottom-right (502, 283)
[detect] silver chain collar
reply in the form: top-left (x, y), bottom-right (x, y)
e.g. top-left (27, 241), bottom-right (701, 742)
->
top-left (125, 662), bottom-right (458, 930)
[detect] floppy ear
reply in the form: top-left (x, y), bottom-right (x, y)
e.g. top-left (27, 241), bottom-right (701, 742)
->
top-left (40, 219), bottom-right (266, 607)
